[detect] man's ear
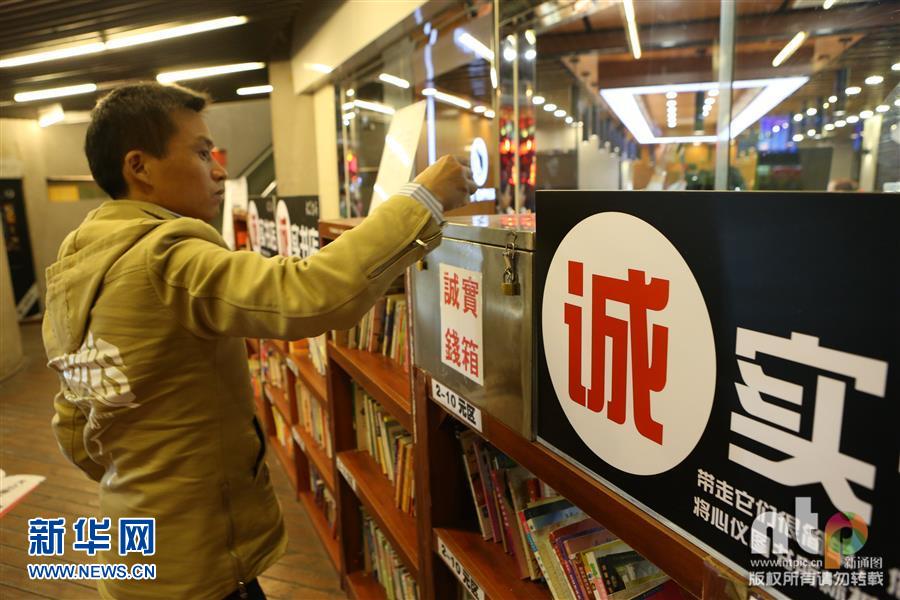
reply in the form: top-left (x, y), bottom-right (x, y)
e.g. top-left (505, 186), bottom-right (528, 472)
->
top-left (122, 150), bottom-right (152, 192)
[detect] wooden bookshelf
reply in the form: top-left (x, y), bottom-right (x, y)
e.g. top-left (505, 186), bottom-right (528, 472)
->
top-left (344, 571), bottom-right (387, 600)
top-left (433, 527), bottom-right (552, 600)
top-left (298, 490), bottom-right (341, 571)
top-left (336, 449), bottom-right (418, 578)
top-left (264, 383), bottom-right (295, 425)
top-left (328, 341), bottom-right (412, 431)
top-left (269, 435), bottom-right (298, 491)
top-left (293, 425), bottom-right (334, 492)
top-left (289, 350), bottom-right (328, 403)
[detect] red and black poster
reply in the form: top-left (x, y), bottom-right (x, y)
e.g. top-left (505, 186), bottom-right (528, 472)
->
top-left (246, 195), bottom-right (319, 259)
top-left (535, 191), bottom-right (898, 600)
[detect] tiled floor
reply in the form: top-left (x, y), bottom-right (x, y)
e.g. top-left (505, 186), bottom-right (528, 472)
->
top-left (0, 323), bottom-right (344, 599)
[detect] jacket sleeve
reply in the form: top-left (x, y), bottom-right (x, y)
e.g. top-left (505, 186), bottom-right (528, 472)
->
top-left (146, 194), bottom-right (441, 340)
top-left (51, 391), bottom-right (105, 482)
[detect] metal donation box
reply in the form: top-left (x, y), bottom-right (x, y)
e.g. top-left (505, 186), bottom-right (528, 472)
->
top-left (411, 214), bottom-right (536, 438)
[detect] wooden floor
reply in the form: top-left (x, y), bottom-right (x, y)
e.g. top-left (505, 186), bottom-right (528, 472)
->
top-left (0, 323), bottom-right (344, 599)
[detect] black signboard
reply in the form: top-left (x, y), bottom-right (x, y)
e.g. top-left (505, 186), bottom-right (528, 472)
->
top-left (247, 195), bottom-right (319, 259)
top-left (535, 191), bottom-right (898, 600)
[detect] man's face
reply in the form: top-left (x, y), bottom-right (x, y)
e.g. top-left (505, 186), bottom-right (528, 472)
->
top-left (142, 109), bottom-right (227, 221)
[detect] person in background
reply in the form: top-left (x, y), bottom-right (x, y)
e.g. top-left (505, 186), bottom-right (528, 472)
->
top-left (42, 82), bottom-right (475, 600)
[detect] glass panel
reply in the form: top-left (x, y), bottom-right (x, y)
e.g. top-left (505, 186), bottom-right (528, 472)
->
top-left (733, 0), bottom-right (898, 192)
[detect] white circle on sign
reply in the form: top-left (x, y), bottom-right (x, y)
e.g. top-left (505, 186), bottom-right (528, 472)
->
top-left (469, 137), bottom-right (489, 187)
top-left (247, 201), bottom-right (261, 253)
top-left (275, 200), bottom-right (291, 257)
top-left (542, 212), bottom-right (716, 475)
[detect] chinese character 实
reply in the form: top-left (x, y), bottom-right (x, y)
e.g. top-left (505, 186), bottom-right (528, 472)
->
top-left (443, 272), bottom-right (460, 309)
top-left (119, 518), bottom-right (155, 556)
top-left (462, 277), bottom-right (479, 317)
top-left (28, 517), bottom-right (66, 556)
top-left (444, 328), bottom-right (461, 366)
top-left (730, 329), bottom-right (887, 523)
top-left (73, 517), bottom-right (111, 556)
top-left (461, 337), bottom-right (479, 378)
top-left (565, 262), bottom-right (669, 444)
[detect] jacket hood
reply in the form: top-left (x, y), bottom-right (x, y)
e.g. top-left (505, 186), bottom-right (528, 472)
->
top-left (43, 200), bottom-right (180, 357)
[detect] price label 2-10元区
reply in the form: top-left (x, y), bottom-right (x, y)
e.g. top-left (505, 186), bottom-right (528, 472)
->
top-left (431, 379), bottom-right (482, 432)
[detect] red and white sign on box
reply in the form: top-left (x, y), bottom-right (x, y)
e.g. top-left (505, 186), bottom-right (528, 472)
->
top-left (440, 263), bottom-right (483, 385)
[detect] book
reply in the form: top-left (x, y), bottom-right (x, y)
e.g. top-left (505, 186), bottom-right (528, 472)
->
top-left (506, 465), bottom-right (543, 579)
top-left (530, 511), bottom-right (586, 599)
top-left (459, 431), bottom-right (492, 541)
top-left (592, 540), bottom-right (668, 600)
top-left (549, 518), bottom-right (603, 600)
top-left (472, 437), bottom-right (504, 543)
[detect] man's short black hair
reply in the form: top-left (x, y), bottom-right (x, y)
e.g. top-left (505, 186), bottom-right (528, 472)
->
top-left (85, 82), bottom-right (210, 199)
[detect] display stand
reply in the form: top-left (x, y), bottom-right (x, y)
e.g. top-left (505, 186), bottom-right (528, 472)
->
top-left (247, 217), bottom-right (753, 600)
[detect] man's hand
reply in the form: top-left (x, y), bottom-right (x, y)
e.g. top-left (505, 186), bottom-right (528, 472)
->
top-left (413, 155), bottom-right (478, 213)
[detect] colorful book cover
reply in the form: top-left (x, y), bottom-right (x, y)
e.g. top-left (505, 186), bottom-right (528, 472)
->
top-left (506, 466), bottom-right (541, 579)
top-left (530, 511), bottom-right (586, 600)
top-left (471, 437), bottom-right (503, 543)
top-left (549, 518), bottom-right (603, 599)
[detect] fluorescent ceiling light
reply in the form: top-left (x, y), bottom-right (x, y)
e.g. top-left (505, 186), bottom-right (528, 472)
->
top-left (846, 115), bottom-right (859, 123)
top-left (473, 106), bottom-right (487, 114)
top-left (793, 134), bottom-right (804, 142)
top-left (524, 49), bottom-right (536, 61)
top-left (806, 107), bottom-right (817, 116)
top-left (859, 110), bottom-right (874, 119)
top-left (14, 83), bottom-right (97, 103)
top-left (421, 88), bottom-right (471, 109)
top-left (823, 0), bottom-right (837, 8)
top-left (599, 76), bottom-right (807, 145)
top-left (666, 99), bottom-right (677, 107)
top-left (0, 43), bottom-right (106, 69)
top-left (565, 116), bottom-right (573, 124)
top-left (845, 86), bottom-right (861, 95)
top-left (378, 73), bottom-right (410, 89)
top-left (0, 16), bottom-right (247, 69)
top-left (772, 31), bottom-right (807, 67)
top-left (503, 46), bottom-right (517, 62)
top-left (532, 95), bottom-right (546, 105)
top-left (824, 123), bottom-right (835, 131)
top-left (38, 104), bottom-right (64, 127)
top-left (835, 119), bottom-right (846, 127)
top-left (875, 104), bottom-right (889, 113)
top-left (543, 103), bottom-right (557, 111)
top-left (554, 109), bottom-right (566, 118)
top-left (455, 30), bottom-right (494, 62)
top-left (304, 63), bottom-right (333, 74)
top-left (107, 16), bottom-right (247, 49)
top-left (622, 0), bottom-right (642, 60)
top-left (666, 91), bottom-right (677, 100)
top-left (353, 99), bottom-right (395, 115)
top-left (236, 84), bottom-right (272, 96)
top-left (708, 89), bottom-right (719, 97)
top-left (525, 30), bottom-right (536, 45)
top-left (341, 102), bottom-right (354, 111)
top-left (864, 75), bottom-right (883, 85)
top-left (483, 109), bottom-right (495, 119)
top-left (157, 62), bottom-right (264, 83)
top-left (342, 112), bottom-right (356, 120)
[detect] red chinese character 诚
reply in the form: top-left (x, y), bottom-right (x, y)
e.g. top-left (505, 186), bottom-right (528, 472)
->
top-left (444, 328), bottom-right (461, 366)
top-left (443, 272), bottom-right (460, 309)
top-left (564, 261), bottom-right (669, 444)
top-left (462, 277), bottom-right (479, 317)
top-left (461, 337), bottom-right (479, 378)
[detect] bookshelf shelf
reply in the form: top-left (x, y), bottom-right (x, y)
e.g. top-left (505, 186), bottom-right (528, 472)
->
top-left (298, 491), bottom-right (341, 571)
top-left (345, 571), bottom-right (387, 600)
top-left (337, 449), bottom-right (419, 578)
top-left (289, 350), bottom-right (328, 403)
top-left (264, 383), bottom-right (294, 426)
top-left (270, 435), bottom-right (298, 491)
top-left (433, 527), bottom-right (553, 600)
top-left (328, 341), bottom-right (412, 431)
top-left (293, 425), bottom-right (334, 492)
top-left (246, 338), bottom-right (260, 354)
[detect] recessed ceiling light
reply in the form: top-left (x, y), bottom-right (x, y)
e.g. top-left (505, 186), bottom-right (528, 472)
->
top-left (473, 105), bottom-right (487, 114)
top-left (565, 116), bottom-right (574, 124)
top-left (14, 83), bottom-right (97, 102)
top-left (773, 125), bottom-right (781, 133)
top-left (524, 49), bottom-right (536, 61)
top-left (503, 46), bottom-right (517, 62)
top-left (875, 104), bottom-right (889, 113)
top-left (892, 62), bottom-right (900, 71)
top-left (543, 103), bottom-right (557, 111)
top-left (532, 95), bottom-right (545, 105)
top-left (793, 134), bottom-right (804, 142)
top-left (793, 113), bottom-right (804, 122)
top-left (828, 95), bottom-right (837, 103)
top-left (353, 99), bottom-right (395, 115)
top-left (845, 86), bottom-right (861, 95)
top-left (666, 91), bottom-right (677, 99)
top-left (806, 107), bottom-right (817, 116)
top-left (859, 110), bottom-right (874, 119)
top-left (484, 109), bottom-right (495, 118)
top-left (846, 115), bottom-right (860, 123)
top-left (346, 88), bottom-right (355, 97)
top-left (824, 123), bottom-right (835, 131)
top-left (554, 109), bottom-right (566, 118)
top-left (834, 119), bottom-right (846, 127)
top-left (864, 75), bottom-right (883, 85)
top-left (666, 99), bottom-right (677, 107)
top-left (708, 89), bottom-right (719, 97)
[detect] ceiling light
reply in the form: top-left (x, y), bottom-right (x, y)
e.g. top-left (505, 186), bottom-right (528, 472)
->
top-left (828, 95), bottom-right (838, 103)
top-left (793, 113), bottom-right (804, 122)
top-left (378, 73), bottom-right (410, 89)
top-left (544, 103), bottom-right (557, 111)
top-left (599, 76), bottom-right (807, 144)
top-left (0, 43), bottom-right (106, 69)
top-left (565, 116), bottom-right (574, 124)
top-left (807, 128), bottom-right (816, 136)
top-left (554, 109), bottom-right (566, 118)
top-left (157, 62), bottom-right (265, 83)
top-left (822, 0), bottom-right (837, 8)
top-left (875, 104), bottom-right (889, 113)
top-left (772, 31), bottom-right (807, 67)
top-left (524, 49), bottom-right (537, 61)
top-left (38, 104), bottom-right (65, 127)
top-left (708, 89), bottom-right (719, 97)
top-left (835, 119), bottom-right (846, 127)
top-left (668, 122), bottom-right (676, 128)
top-left (473, 105), bottom-right (487, 114)
top-left (666, 92), bottom-right (677, 100)
top-left (455, 30), bottom-right (494, 62)
top-left (525, 30), bottom-right (536, 45)
top-left (896, 99), bottom-right (900, 107)
top-left (346, 88), bottom-right (355, 97)
top-left (845, 86), bottom-right (861, 95)
top-left (622, 0), bottom-right (642, 60)
top-left (106, 16), bottom-right (247, 49)
top-left (422, 88), bottom-right (472, 109)
top-left (773, 125), bottom-right (781, 133)
top-left (892, 62), bottom-right (900, 71)
top-left (823, 102), bottom-right (830, 108)
top-left (824, 123), bottom-right (835, 131)
top-left (342, 112), bottom-right (356, 120)
top-left (859, 109), bottom-right (874, 119)
top-left (342, 102), bottom-right (355, 111)
top-left (532, 95), bottom-right (545, 105)
top-left (793, 134), bottom-right (804, 142)
top-left (353, 99), bottom-right (395, 115)
top-left (304, 63), bottom-right (332, 74)
top-left (864, 75), bottom-right (883, 85)
top-left (666, 99), bottom-right (677, 108)
top-left (484, 109), bottom-right (495, 118)
top-left (503, 46), bottom-right (517, 62)
top-left (846, 115), bottom-right (860, 123)
top-left (14, 83), bottom-right (97, 103)
top-left (806, 107), bottom-right (817, 116)
top-left (236, 84), bottom-right (273, 95)
top-left (704, 97), bottom-right (715, 105)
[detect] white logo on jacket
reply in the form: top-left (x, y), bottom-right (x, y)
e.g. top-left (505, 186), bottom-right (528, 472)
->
top-left (48, 332), bottom-right (136, 409)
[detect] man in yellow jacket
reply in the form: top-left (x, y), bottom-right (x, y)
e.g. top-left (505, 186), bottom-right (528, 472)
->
top-left (42, 82), bottom-right (475, 599)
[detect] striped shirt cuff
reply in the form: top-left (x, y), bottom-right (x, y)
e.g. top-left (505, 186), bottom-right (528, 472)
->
top-left (397, 183), bottom-right (443, 224)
